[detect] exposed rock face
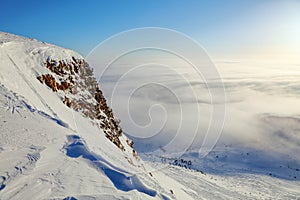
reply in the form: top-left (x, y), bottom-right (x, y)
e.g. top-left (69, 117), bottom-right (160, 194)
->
top-left (37, 74), bottom-right (58, 92)
top-left (37, 57), bottom-right (129, 151)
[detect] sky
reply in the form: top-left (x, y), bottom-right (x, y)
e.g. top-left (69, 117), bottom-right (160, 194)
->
top-left (1, 0), bottom-right (300, 62)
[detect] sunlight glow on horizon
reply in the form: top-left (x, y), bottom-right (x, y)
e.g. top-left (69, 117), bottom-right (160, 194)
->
top-left (204, 0), bottom-right (300, 63)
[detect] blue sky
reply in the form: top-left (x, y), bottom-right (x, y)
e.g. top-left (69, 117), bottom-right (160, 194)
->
top-left (1, 0), bottom-right (299, 61)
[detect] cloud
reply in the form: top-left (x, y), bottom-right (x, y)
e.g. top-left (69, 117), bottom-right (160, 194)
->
top-left (91, 45), bottom-right (300, 161)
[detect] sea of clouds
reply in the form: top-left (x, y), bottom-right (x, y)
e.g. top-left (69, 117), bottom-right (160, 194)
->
top-left (88, 48), bottom-right (300, 168)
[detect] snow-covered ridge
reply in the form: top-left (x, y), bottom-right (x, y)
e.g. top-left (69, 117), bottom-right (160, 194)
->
top-left (0, 31), bottom-right (134, 154)
top-left (0, 31), bottom-right (83, 60)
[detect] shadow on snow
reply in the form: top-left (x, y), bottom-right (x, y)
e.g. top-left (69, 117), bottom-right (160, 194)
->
top-left (64, 135), bottom-right (157, 197)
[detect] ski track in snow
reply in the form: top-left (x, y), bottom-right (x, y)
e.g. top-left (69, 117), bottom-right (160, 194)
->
top-left (0, 83), bottom-right (69, 129)
top-left (6, 54), bottom-right (59, 119)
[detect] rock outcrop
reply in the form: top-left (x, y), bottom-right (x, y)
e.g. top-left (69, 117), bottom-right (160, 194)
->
top-left (37, 57), bottom-right (129, 151)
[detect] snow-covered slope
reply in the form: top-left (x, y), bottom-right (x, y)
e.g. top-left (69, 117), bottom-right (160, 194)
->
top-left (0, 32), bottom-right (193, 200)
top-left (1, 32), bottom-right (300, 200)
